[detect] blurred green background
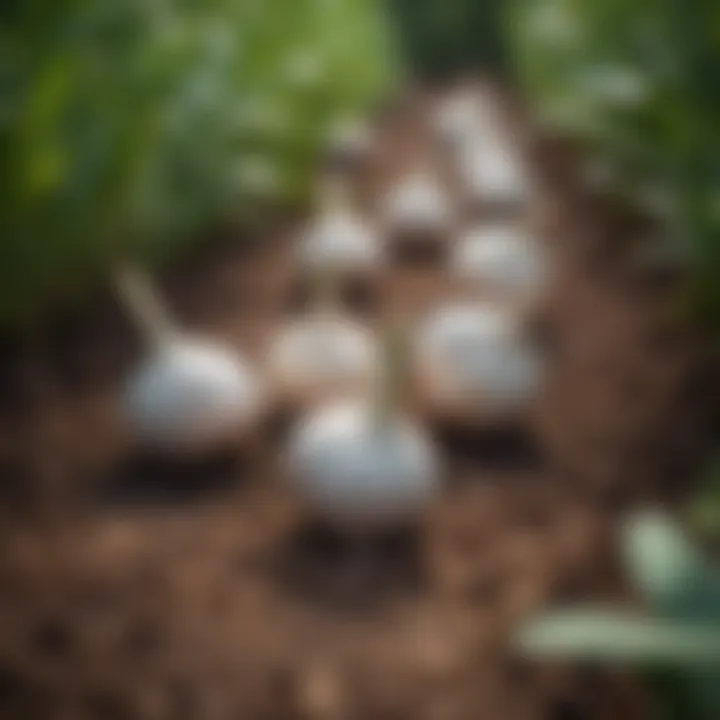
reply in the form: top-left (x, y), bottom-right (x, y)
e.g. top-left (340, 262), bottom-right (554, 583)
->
top-left (1, 0), bottom-right (718, 331)
top-left (0, 0), bottom-right (396, 326)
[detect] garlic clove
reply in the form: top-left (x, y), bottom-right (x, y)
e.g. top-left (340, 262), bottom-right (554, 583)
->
top-left (416, 302), bottom-right (544, 414)
top-left (124, 337), bottom-right (262, 451)
top-left (297, 208), bottom-right (384, 275)
top-left (383, 171), bottom-right (453, 236)
top-left (434, 88), bottom-right (503, 149)
top-left (287, 399), bottom-right (439, 529)
top-left (436, 84), bottom-right (512, 153)
top-left (450, 224), bottom-right (549, 303)
top-left (459, 140), bottom-right (534, 208)
top-left (268, 316), bottom-right (377, 400)
top-left (433, 93), bottom-right (480, 148)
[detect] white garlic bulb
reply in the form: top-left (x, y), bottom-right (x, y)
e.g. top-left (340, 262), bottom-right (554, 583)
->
top-left (116, 266), bottom-right (262, 452)
top-left (416, 302), bottom-right (543, 413)
top-left (268, 315), bottom-right (377, 400)
top-left (383, 169), bottom-right (453, 236)
top-left (434, 88), bottom-right (501, 149)
top-left (433, 92), bottom-right (480, 148)
top-left (450, 223), bottom-right (549, 304)
top-left (297, 183), bottom-right (384, 276)
top-left (287, 399), bottom-right (439, 529)
top-left (124, 337), bottom-right (262, 450)
top-left (459, 139), bottom-right (533, 208)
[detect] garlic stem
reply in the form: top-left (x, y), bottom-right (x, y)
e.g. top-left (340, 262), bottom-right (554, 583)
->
top-left (114, 264), bottom-right (178, 349)
top-left (372, 322), bottom-right (408, 428)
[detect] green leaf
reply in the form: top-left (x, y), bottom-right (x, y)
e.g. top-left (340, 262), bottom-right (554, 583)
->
top-left (620, 511), bottom-right (720, 619)
top-left (516, 607), bottom-right (720, 665)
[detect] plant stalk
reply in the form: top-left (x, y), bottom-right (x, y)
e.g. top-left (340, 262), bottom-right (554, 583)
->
top-left (372, 320), bottom-right (409, 428)
top-left (114, 264), bottom-right (178, 350)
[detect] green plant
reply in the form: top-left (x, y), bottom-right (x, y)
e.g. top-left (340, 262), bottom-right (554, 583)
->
top-left (508, 0), bottom-right (720, 328)
top-left (0, 0), bottom-right (396, 328)
top-left (515, 511), bottom-right (720, 719)
top-left (388, 0), bottom-right (508, 79)
top-left (686, 461), bottom-right (720, 548)
top-left (114, 263), bottom-right (262, 452)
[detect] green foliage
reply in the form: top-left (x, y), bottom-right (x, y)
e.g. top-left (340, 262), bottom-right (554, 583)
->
top-left (508, 0), bottom-right (720, 326)
top-left (686, 461), bottom-right (720, 548)
top-left (0, 0), bottom-right (396, 327)
top-left (388, 0), bottom-right (508, 80)
top-left (515, 511), bottom-right (720, 719)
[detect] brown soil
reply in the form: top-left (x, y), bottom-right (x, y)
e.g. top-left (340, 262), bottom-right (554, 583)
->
top-left (0, 85), bottom-right (716, 720)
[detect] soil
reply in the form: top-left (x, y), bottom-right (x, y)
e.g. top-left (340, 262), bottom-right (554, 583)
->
top-left (0, 84), bottom-right (716, 720)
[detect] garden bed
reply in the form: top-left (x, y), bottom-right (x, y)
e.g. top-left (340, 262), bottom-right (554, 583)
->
top-left (0, 86), bottom-right (715, 720)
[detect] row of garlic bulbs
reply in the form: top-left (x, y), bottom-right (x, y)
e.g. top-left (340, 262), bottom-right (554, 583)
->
top-left (299, 175), bottom-right (547, 311)
top-left (117, 84), bottom-right (550, 530)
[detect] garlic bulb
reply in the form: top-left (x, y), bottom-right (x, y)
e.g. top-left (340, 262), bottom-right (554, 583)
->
top-left (124, 337), bottom-right (262, 450)
top-left (435, 86), bottom-right (516, 163)
top-left (433, 92), bottom-right (480, 148)
top-left (116, 266), bottom-right (262, 451)
top-left (459, 139), bottom-right (533, 208)
top-left (268, 315), bottom-right (377, 402)
top-left (450, 223), bottom-right (549, 304)
top-left (433, 88), bottom-right (501, 150)
top-left (297, 180), bottom-right (384, 276)
top-left (287, 399), bottom-right (439, 529)
top-left (416, 302), bottom-right (543, 413)
top-left (382, 169), bottom-right (453, 236)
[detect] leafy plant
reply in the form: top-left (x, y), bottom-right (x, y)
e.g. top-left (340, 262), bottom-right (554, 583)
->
top-left (0, 0), bottom-right (396, 327)
top-left (686, 461), bottom-right (720, 548)
top-left (388, 0), bottom-right (509, 80)
top-left (508, 0), bottom-right (720, 329)
top-left (515, 511), bottom-right (720, 719)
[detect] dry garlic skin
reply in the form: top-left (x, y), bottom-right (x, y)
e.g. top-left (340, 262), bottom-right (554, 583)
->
top-left (383, 172), bottom-right (452, 235)
top-left (124, 338), bottom-right (261, 449)
top-left (417, 303), bottom-right (543, 411)
top-left (298, 209), bottom-right (383, 274)
top-left (287, 401), bottom-right (439, 528)
top-left (268, 316), bottom-right (376, 391)
top-left (451, 224), bottom-right (549, 302)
